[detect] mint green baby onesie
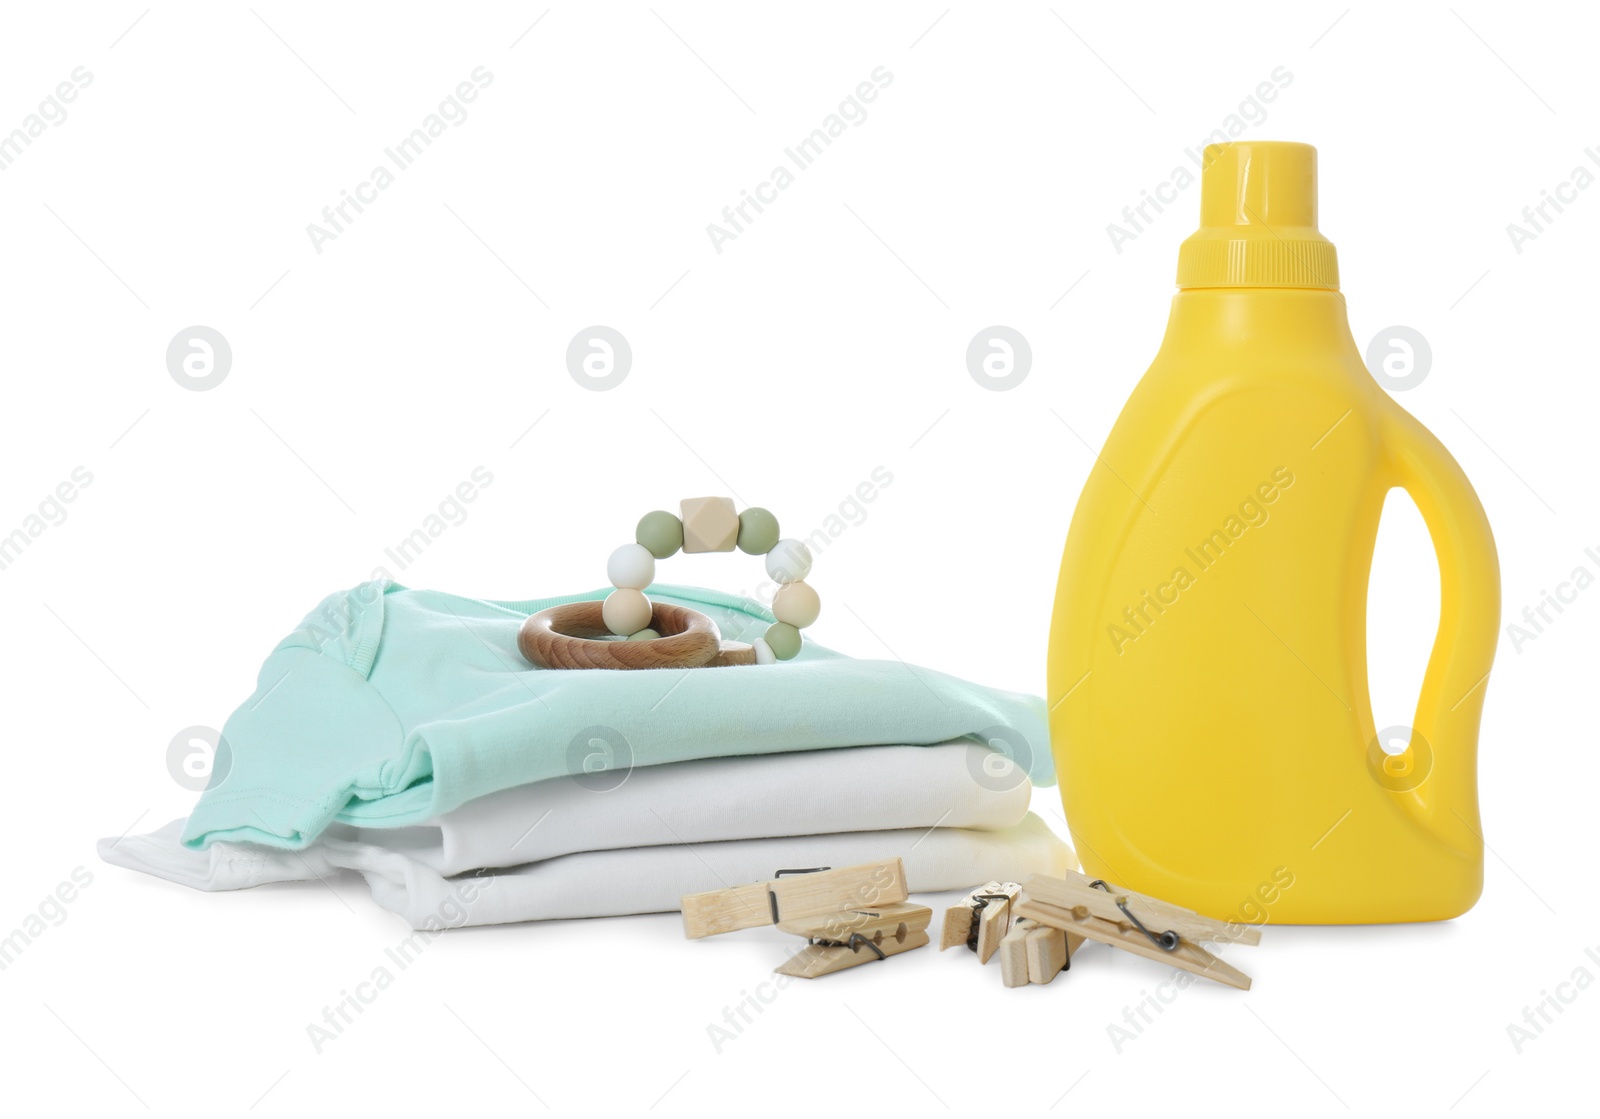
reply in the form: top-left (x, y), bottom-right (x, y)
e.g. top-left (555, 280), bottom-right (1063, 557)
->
top-left (180, 581), bottom-right (1051, 851)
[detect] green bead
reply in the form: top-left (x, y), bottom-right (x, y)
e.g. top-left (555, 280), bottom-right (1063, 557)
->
top-left (627, 628), bottom-right (660, 641)
top-left (737, 507), bottom-right (780, 555)
top-left (765, 622), bottom-right (802, 660)
top-left (635, 510), bottom-right (683, 559)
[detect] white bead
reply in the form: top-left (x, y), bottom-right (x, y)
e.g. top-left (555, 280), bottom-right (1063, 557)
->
top-left (752, 638), bottom-right (776, 665)
top-left (606, 543), bottom-right (656, 590)
top-left (765, 538), bottom-right (812, 584)
top-left (772, 580), bottom-right (821, 628)
top-left (602, 589), bottom-right (652, 636)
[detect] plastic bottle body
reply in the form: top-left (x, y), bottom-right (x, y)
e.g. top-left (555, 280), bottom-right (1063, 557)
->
top-left (1048, 287), bottom-right (1498, 924)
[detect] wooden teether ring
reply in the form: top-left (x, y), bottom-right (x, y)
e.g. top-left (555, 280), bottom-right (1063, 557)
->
top-left (518, 601), bottom-right (754, 670)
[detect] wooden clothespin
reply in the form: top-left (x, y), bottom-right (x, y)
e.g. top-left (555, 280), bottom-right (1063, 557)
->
top-left (681, 859), bottom-right (908, 939)
top-left (939, 882), bottom-right (1080, 987)
top-left (681, 859), bottom-right (929, 979)
top-left (997, 916), bottom-right (1082, 987)
top-left (1015, 870), bottom-right (1258, 990)
top-left (938, 881), bottom-right (1021, 962)
top-left (776, 901), bottom-right (932, 978)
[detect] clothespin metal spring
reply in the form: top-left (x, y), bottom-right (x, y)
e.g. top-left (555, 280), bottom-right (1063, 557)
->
top-left (963, 892), bottom-right (1014, 953)
top-left (805, 932), bottom-right (889, 961)
top-left (1089, 879), bottom-right (1180, 951)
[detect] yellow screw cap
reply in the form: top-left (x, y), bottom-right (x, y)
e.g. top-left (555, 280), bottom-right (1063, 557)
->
top-left (1175, 141), bottom-right (1339, 290)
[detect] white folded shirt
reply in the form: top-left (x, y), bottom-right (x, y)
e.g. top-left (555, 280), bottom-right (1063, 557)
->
top-left (389, 741), bottom-right (1031, 874)
top-left (131, 741), bottom-right (1030, 878)
top-left (99, 741), bottom-right (1066, 927)
top-left (100, 814), bottom-right (1071, 927)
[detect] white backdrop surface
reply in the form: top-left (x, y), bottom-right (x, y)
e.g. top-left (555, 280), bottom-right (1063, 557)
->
top-left (0, 3), bottom-right (1593, 1114)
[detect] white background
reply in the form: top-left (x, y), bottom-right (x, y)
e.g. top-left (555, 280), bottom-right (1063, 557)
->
top-left (1, 2), bottom-right (1594, 1113)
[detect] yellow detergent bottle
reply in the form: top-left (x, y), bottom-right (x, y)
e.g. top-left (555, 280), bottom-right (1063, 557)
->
top-left (1048, 141), bottom-right (1499, 924)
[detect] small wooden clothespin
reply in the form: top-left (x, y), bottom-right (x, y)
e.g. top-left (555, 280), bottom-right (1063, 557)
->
top-left (997, 916), bottom-right (1081, 987)
top-left (681, 859), bottom-right (908, 939)
top-left (776, 901), bottom-right (932, 978)
top-left (939, 881), bottom-right (1022, 963)
top-left (940, 881), bottom-right (1078, 987)
top-left (681, 859), bottom-right (929, 979)
top-left (1015, 870), bottom-right (1258, 990)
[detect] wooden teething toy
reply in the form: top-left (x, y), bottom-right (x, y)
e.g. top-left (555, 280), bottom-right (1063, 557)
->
top-left (518, 600), bottom-right (755, 669)
top-left (517, 497), bottom-right (821, 670)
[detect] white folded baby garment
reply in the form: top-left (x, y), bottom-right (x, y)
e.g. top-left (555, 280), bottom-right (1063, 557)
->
top-left (99, 814), bottom-right (1071, 928)
top-left (101, 741), bottom-right (1028, 882)
top-left (364, 741), bottom-right (1029, 874)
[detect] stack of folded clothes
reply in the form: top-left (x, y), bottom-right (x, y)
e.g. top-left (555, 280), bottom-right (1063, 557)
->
top-left (101, 583), bottom-right (1069, 928)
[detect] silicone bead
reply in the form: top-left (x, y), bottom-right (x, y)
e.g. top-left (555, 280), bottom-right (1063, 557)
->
top-left (602, 589), bottom-right (653, 636)
top-left (765, 538), bottom-right (812, 584)
top-left (635, 510), bottom-right (684, 559)
top-left (752, 638), bottom-right (776, 665)
top-left (737, 507), bottom-right (780, 555)
top-left (627, 628), bottom-right (661, 642)
top-left (772, 581), bottom-right (820, 629)
top-left (607, 543), bottom-right (656, 590)
top-left (764, 622), bottom-right (802, 660)
top-left (680, 496), bottom-right (740, 553)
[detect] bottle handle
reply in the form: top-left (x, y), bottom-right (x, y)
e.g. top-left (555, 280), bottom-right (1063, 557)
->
top-left (1382, 412), bottom-right (1500, 853)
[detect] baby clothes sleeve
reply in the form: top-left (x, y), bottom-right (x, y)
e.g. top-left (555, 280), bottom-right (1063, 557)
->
top-left (180, 584), bottom-right (407, 849)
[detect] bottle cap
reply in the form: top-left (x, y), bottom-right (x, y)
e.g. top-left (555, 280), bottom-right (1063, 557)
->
top-left (1176, 141), bottom-right (1339, 290)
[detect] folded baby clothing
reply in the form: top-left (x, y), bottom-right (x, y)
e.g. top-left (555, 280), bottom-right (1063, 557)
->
top-left (362, 741), bottom-right (1033, 874)
top-left (102, 743), bottom-right (1071, 925)
top-left (107, 741), bottom-right (1030, 877)
top-left (101, 816), bottom-right (1069, 928)
top-left (103, 581), bottom-right (1067, 924)
top-left (178, 581), bottom-right (1053, 851)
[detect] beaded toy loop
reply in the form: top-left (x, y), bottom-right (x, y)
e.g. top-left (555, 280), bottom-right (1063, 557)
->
top-left (516, 498), bottom-right (820, 670)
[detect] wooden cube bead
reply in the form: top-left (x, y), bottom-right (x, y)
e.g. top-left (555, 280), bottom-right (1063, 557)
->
top-left (680, 496), bottom-right (739, 553)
